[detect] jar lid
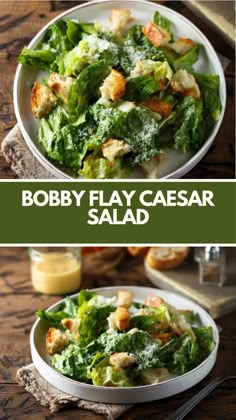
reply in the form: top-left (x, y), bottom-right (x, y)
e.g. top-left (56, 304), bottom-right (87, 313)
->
top-left (204, 246), bottom-right (220, 261)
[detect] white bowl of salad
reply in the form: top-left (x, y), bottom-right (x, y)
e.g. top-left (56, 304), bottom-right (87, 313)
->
top-left (30, 286), bottom-right (219, 403)
top-left (14, 0), bottom-right (226, 179)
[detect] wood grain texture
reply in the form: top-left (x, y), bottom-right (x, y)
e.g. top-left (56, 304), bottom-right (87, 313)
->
top-left (0, 247), bottom-right (235, 419)
top-left (0, 0), bottom-right (234, 179)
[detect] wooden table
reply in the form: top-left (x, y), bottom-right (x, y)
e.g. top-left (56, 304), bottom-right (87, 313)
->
top-left (0, 247), bottom-right (235, 419)
top-left (0, 0), bottom-right (235, 179)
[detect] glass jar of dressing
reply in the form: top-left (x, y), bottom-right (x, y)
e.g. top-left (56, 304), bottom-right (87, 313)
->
top-left (29, 247), bottom-right (81, 294)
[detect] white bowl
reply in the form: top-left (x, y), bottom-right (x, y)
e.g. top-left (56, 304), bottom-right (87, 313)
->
top-left (14, 0), bottom-right (226, 179)
top-left (30, 286), bottom-right (219, 404)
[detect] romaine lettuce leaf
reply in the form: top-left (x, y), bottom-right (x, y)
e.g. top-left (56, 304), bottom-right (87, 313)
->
top-left (36, 309), bottom-right (68, 328)
top-left (130, 304), bottom-right (171, 332)
top-left (66, 20), bottom-right (98, 46)
top-left (43, 20), bottom-right (74, 55)
top-left (59, 35), bottom-right (118, 76)
top-left (68, 60), bottom-right (112, 121)
top-left (124, 75), bottom-right (160, 101)
top-left (18, 47), bottom-right (56, 70)
top-left (36, 296), bottom-right (78, 327)
top-left (79, 306), bottom-right (116, 346)
top-left (63, 297), bottom-right (79, 318)
top-left (157, 96), bottom-right (206, 152)
top-left (78, 292), bottom-right (116, 318)
top-left (192, 326), bottom-right (215, 354)
top-left (192, 72), bottom-right (221, 122)
top-left (80, 156), bottom-right (132, 179)
top-left (18, 20), bottom-right (75, 71)
top-left (91, 365), bottom-right (135, 387)
top-left (120, 25), bottom-right (166, 74)
top-left (39, 107), bottom-right (97, 171)
top-left (89, 104), bottom-right (161, 165)
top-left (117, 107), bottom-right (161, 164)
top-left (130, 60), bottom-right (173, 87)
top-left (153, 11), bottom-right (173, 37)
top-left (51, 344), bottom-right (92, 381)
top-left (173, 97), bottom-right (203, 152)
top-left (97, 330), bottom-right (156, 354)
top-left (78, 289), bottom-right (98, 307)
top-left (173, 45), bottom-right (200, 72)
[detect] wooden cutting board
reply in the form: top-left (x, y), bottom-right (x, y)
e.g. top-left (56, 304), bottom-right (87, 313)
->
top-left (145, 249), bottom-right (236, 319)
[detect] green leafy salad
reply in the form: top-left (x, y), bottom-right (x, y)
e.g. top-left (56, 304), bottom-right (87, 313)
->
top-left (18, 8), bottom-right (222, 178)
top-left (37, 289), bottom-right (215, 387)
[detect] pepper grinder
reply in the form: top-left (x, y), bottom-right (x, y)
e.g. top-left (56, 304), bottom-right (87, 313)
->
top-left (199, 246), bottom-right (226, 286)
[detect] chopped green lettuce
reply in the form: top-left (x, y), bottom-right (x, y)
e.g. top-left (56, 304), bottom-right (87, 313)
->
top-left (192, 326), bottom-right (215, 354)
top-left (174, 45), bottom-right (200, 72)
top-left (36, 309), bottom-right (68, 328)
top-left (78, 289), bottom-right (98, 307)
top-left (41, 289), bottom-right (215, 387)
top-left (120, 25), bottom-right (166, 74)
top-left (79, 306), bottom-right (116, 346)
top-left (124, 75), bottom-right (160, 101)
top-left (18, 47), bottom-right (56, 70)
top-left (153, 11), bottom-right (173, 37)
top-left (66, 20), bottom-right (98, 46)
top-left (192, 72), bottom-right (221, 122)
top-left (130, 304), bottom-right (171, 333)
top-left (91, 366), bottom-right (135, 387)
top-left (68, 60), bottom-right (112, 121)
top-left (18, 9), bottom-right (222, 178)
top-left (59, 35), bottom-right (118, 76)
top-left (80, 156), bottom-right (132, 179)
top-left (36, 297), bottom-right (78, 328)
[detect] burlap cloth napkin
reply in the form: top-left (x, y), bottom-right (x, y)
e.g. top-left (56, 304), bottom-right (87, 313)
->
top-left (0, 54), bottom-right (230, 179)
top-left (16, 363), bottom-right (133, 418)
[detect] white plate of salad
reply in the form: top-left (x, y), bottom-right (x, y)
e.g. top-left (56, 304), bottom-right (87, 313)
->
top-left (30, 286), bottom-right (219, 403)
top-left (14, 0), bottom-right (226, 179)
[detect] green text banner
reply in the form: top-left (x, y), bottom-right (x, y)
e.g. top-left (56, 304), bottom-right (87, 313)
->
top-left (0, 181), bottom-right (235, 244)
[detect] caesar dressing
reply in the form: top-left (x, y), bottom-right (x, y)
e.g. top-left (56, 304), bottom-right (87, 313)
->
top-left (30, 248), bottom-right (81, 294)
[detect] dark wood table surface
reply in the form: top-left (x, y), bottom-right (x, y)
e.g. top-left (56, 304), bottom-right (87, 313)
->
top-left (0, 247), bottom-right (235, 419)
top-left (0, 0), bottom-right (235, 179)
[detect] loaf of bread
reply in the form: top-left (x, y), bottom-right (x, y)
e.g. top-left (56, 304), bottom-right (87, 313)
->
top-left (146, 247), bottom-right (189, 270)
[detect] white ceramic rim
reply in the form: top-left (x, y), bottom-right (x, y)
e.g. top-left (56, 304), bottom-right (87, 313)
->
top-left (14, 0), bottom-right (226, 179)
top-left (30, 286), bottom-right (219, 394)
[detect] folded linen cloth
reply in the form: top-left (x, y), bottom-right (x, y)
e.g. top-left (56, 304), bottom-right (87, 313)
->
top-left (16, 363), bottom-right (133, 419)
top-left (1, 124), bottom-right (57, 179)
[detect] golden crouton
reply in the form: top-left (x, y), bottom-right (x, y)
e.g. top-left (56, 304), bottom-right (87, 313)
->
top-left (115, 306), bottom-right (131, 330)
top-left (142, 22), bottom-right (170, 47)
top-left (109, 352), bottom-right (135, 368)
top-left (102, 138), bottom-right (131, 161)
top-left (144, 294), bottom-right (164, 308)
top-left (48, 73), bottom-right (74, 103)
top-left (107, 306), bottom-right (130, 331)
top-left (100, 69), bottom-right (126, 102)
top-left (117, 290), bottom-right (134, 308)
top-left (171, 69), bottom-right (201, 100)
top-left (143, 98), bottom-right (172, 118)
top-left (45, 327), bottom-right (69, 355)
top-left (170, 38), bottom-right (195, 55)
top-left (31, 81), bottom-right (57, 118)
top-left (170, 314), bottom-right (196, 341)
top-left (109, 8), bottom-right (133, 34)
top-left (61, 318), bottom-right (80, 340)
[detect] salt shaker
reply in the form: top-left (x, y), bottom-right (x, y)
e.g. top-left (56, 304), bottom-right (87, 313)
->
top-left (199, 246), bottom-right (226, 286)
